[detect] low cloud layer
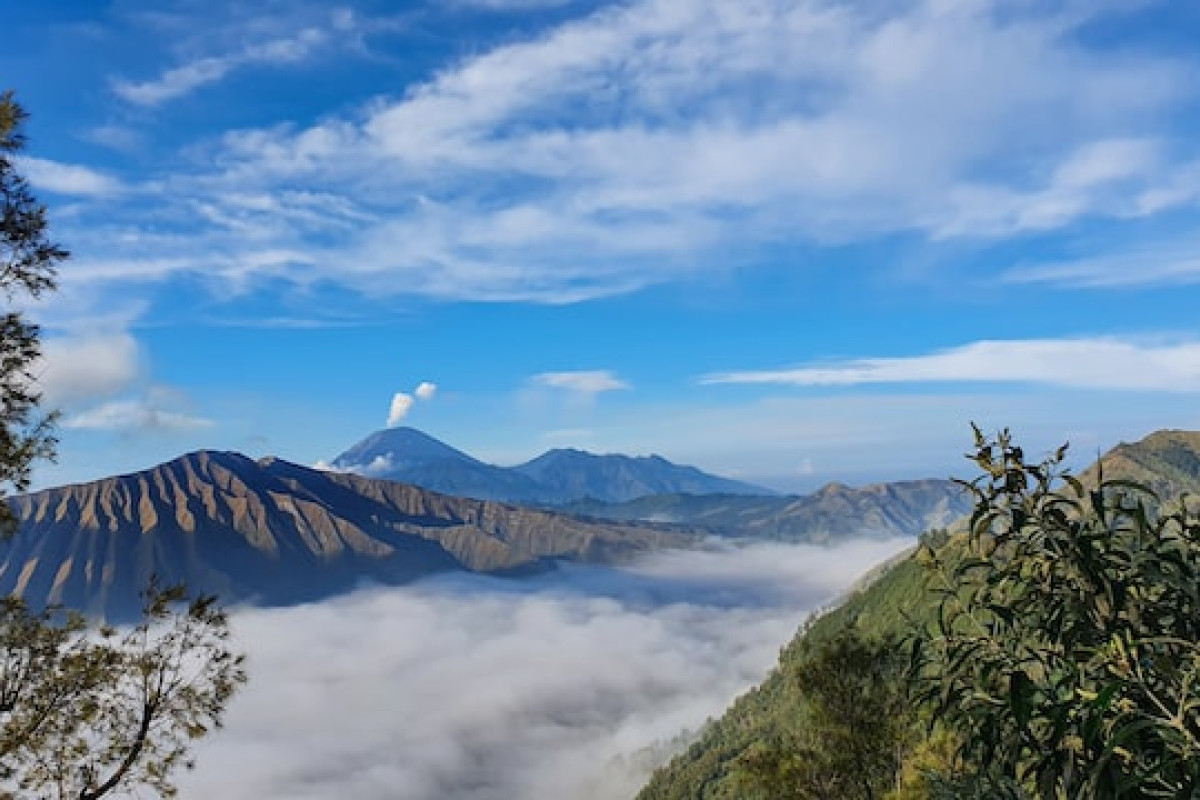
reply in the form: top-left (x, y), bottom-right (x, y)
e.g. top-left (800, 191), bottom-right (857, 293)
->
top-left (179, 538), bottom-right (911, 800)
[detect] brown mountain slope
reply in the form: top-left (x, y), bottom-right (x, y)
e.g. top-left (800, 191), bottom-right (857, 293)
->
top-left (2, 451), bottom-right (695, 620)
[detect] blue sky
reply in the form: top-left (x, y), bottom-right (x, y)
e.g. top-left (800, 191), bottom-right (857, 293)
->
top-left (6, 0), bottom-right (1200, 492)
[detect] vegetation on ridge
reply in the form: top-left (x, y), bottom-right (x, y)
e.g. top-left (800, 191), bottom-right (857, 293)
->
top-left (639, 426), bottom-right (1200, 799)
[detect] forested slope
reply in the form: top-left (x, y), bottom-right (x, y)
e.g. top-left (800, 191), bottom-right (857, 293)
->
top-left (638, 427), bottom-right (1200, 799)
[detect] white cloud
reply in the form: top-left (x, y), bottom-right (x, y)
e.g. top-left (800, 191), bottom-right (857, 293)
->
top-left (64, 391), bottom-right (213, 432)
top-left (114, 57), bottom-right (235, 107)
top-left (702, 337), bottom-right (1200, 392)
top-left (384, 382), bottom-right (437, 427)
top-left (18, 157), bottom-right (122, 197)
top-left (325, 453), bottom-right (396, 477)
top-left (533, 370), bottom-right (630, 395)
top-left (112, 20), bottom-right (334, 106)
top-left (363, 454), bottom-right (394, 475)
top-left (933, 138), bottom-right (1173, 236)
top-left (37, 334), bottom-right (141, 408)
top-left (60, 0), bottom-right (1200, 307)
top-left (536, 387), bottom-right (1200, 493)
top-left (1003, 238), bottom-right (1200, 288)
top-left (177, 538), bottom-right (912, 800)
top-left (386, 392), bottom-right (415, 427)
top-left (34, 334), bottom-right (214, 435)
top-left (81, 124), bottom-right (143, 152)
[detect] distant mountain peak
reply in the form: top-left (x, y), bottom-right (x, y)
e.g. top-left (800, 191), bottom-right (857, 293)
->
top-left (328, 429), bottom-right (774, 504)
top-left (329, 428), bottom-right (549, 503)
top-left (331, 427), bottom-right (483, 474)
top-left (513, 446), bottom-right (774, 503)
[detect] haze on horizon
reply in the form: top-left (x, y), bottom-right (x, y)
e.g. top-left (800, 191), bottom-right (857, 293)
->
top-left (5, 1), bottom-right (1200, 493)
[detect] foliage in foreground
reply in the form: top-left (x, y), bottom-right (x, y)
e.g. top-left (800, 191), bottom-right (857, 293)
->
top-left (913, 427), bottom-right (1200, 797)
top-left (0, 90), bottom-right (247, 798)
top-left (0, 90), bottom-right (62, 534)
top-left (641, 426), bottom-right (1200, 799)
top-left (0, 587), bottom-right (246, 799)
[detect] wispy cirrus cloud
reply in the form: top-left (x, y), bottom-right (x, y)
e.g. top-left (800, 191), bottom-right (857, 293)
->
top-left (533, 370), bottom-right (630, 395)
top-left (111, 8), bottom-right (356, 107)
top-left (933, 138), bottom-right (1185, 237)
top-left (1003, 238), bottom-right (1200, 288)
top-left (702, 338), bottom-right (1200, 392)
top-left (51, 0), bottom-right (1200, 310)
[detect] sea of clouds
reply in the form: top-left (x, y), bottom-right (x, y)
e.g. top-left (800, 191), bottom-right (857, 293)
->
top-left (178, 538), bottom-right (913, 800)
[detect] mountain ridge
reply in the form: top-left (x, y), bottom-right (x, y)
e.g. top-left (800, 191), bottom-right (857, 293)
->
top-left (3, 450), bottom-right (695, 620)
top-left (330, 426), bottom-right (775, 504)
top-left (329, 427), bottom-right (550, 503)
top-left (512, 447), bottom-right (772, 503)
top-left (559, 478), bottom-right (971, 543)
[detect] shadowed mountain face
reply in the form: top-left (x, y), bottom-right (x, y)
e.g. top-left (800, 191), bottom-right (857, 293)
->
top-left (331, 427), bottom-right (775, 504)
top-left (562, 479), bottom-right (972, 543)
top-left (512, 448), bottom-right (773, 503)
top-left (2, 451), bottom-right (695, 621)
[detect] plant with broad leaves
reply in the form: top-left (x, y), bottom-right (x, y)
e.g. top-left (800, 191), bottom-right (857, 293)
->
top-left (912, 426), bottom-right (1200, 798)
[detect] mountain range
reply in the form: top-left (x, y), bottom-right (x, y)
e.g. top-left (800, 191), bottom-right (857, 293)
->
top-left (562, 479), bottom-right (972, 543)
top-left (330, 427), bottom-right (970, 541)
top-left (328, 427), bottom-right (773, 504)
top-left (2, 451), bottom-right (693, 620)
top-left (0, 426), bottom-right (1007, 621)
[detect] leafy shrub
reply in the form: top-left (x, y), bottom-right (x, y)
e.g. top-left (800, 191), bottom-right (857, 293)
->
top-left (913, 426), bottom-right (1200, 797)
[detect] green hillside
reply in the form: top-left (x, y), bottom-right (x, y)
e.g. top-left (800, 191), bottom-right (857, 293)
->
top-left (637, 428), bottom-right (1200, 800)
top-left (636, 540), bottom-right (936, 799)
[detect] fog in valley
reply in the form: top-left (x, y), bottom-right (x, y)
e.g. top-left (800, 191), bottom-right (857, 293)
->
top-left (177, 538), bottom-right (913, 800)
